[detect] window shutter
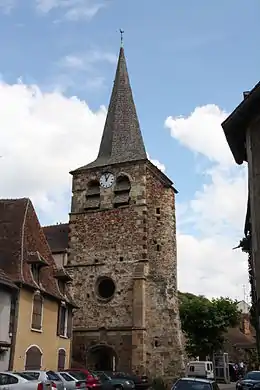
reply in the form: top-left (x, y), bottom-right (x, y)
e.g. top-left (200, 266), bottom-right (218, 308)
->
top-left (31, 294), bottom-right (43, 330)
top-left (25, 346), bottom-right (42, 370)
top-left (67, 309), bottom-right (73, 338)
top-left (57, 305), bottom-right (61, 336)
top-left (57, 349), bottom-right (66, 371)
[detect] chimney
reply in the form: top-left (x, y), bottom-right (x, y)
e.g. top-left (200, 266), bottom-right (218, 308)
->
top-left (241, 315), bottom-right (251, 335)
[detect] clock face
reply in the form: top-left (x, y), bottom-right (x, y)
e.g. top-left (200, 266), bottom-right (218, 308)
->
top-left (99, 173), bottom-right (115, 188)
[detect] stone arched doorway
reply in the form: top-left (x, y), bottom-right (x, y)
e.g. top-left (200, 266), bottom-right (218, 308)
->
top-left (87, 344), bottom-right (117, 371)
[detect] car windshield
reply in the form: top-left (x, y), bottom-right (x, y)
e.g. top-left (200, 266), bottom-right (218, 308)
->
top-left (174, 379), bottom-right (211, 390)
top-left (67, 371), bottom-right (86, 380)
top-left (16, 373), bottom-right (37, 381)
top-left (94, 372), bottom-right (110, 381)
top-left (244, 372), bottom-right (260, 381)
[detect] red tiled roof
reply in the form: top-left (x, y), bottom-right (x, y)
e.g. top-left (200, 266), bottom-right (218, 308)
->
top-left (226, 327), bottom-right (256, 348)
top-left (43, 223), bottom-right (69, 253)
top-left (0, 269), bottom-right (18, 289)
top-left (0, 198), bottom-right (75, 306)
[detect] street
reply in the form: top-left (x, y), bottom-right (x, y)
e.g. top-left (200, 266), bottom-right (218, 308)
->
top-left (219, 384), bottom-right (236, 390)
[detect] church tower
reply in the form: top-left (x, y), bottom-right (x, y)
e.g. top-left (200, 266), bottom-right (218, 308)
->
top-left (67, 43), bottom-right (184, 377)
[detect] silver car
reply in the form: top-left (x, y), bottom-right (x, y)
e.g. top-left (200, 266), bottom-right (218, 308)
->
top-left (0, 371), bottom-right (44, 389)
top-left (57, 372), bottom-right (87, 389)
top-left (17, 371), bottom-right (64, 390)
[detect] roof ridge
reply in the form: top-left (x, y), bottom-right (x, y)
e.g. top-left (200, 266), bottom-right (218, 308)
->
top-left (20, 198), bottom-right (30, 283)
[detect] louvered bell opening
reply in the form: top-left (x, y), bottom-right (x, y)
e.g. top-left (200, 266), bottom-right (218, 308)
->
top-left (114, 176), bottom-right (131, 192)
top-left (114, 192), bottom-right (130, 207)
top-left (85, 180), bottom-right (100, 210)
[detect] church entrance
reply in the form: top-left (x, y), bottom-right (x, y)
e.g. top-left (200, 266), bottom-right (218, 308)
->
top-left (87, 345), bottom-right (117, 371)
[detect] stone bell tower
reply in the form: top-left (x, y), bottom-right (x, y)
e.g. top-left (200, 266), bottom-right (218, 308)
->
top-left (67, 42), bottom-right (184, 377)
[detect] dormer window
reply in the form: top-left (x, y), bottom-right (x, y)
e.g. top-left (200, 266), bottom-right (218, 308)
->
top-left (27, 251), bottom-right (48, 285)
top-left (54, 267), bottom-right (72, 296)
top-left (85, 180), bottom-right (100, 210)
top-left (114, 175), bottom-right (131, 207)
top-left (31, 264), bottom-right (40, 284)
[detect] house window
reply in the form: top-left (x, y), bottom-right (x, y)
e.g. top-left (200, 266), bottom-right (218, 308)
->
top-left (31, 294), bottom-right (43, 330)
top-left (57, 349), bottom-right (66, 371)
top-left (57, 305), bottom-right (73, 338)
top-left (31, 264), bottom-right (40, 284)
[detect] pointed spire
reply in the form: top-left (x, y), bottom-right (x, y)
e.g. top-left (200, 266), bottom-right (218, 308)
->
top-left (84, 40), bottom-right (147, 170)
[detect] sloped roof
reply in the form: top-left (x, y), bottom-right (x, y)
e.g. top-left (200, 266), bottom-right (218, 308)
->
top-left (226, 327), bottom-right (256, 348)
top-left (0, 198), bottom-right (75, 306)
top-left (43, 223), bottom-right (69, 253)
top-left (71, 46), bottom-right (147, 172)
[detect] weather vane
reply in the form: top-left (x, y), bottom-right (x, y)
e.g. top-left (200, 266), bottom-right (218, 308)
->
top-left (119, 29), bottom-right (124, 46)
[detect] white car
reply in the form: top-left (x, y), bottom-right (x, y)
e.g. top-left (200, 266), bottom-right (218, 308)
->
top-left (0, 371), bottom-right (48, 389)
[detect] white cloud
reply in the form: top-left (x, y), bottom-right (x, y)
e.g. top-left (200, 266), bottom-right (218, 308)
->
top-left (56, 50), bottom-right (117, 92)
top-left (0, 0), bottom-right (15, 13)
top-left (35, 0), bottom-right (105, 21)
top-left (165, 105), bottom-right (232, 166)
top-left (0, 80), bottom-right (162, 224)
top-left (59, 50), bottom-right (117, 72)
top-left (147, 154), bottom-right (166, 173)
top-left (166, 105), bottom-right (249, 300)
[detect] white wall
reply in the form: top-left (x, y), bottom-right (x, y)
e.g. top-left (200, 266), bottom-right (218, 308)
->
top-left (237, 300), bottom-right (250, 314)
top-left (0, 287), bottom-right (12, 370)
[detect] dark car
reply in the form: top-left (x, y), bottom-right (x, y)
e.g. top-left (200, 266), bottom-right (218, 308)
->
top-left (171, 377), bottom-right (220, 390)
top-left (94, 371), bottom-right (135, 390)
top-left (105, 372), bottom-right (150, 390)
top-left (236, 371), bottom-right (260, 390)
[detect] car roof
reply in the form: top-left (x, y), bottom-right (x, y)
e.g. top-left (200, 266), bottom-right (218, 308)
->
top-left (179, 377), bottom-right (214, 383)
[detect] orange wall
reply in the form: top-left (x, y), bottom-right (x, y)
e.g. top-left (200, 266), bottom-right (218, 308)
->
top-left (13, 288), bottom-right (71, 371)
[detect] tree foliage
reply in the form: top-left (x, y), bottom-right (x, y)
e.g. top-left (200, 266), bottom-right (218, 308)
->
top-left (236, 235), bottom-right (256, 328)
top-left (179, 292), bottom-right (240, 359)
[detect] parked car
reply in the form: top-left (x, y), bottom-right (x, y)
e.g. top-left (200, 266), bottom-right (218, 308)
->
top-left (16, 370), bottom-right (64, 390)
top-left (57, 371), bottom-right (87, 389)
top-left (65, 369), bottom-right (101, 389)
top-left (171, 377), bottom-right (220, 390)
top-left (105, 372), bottom-right (150, 390)
top-left (0, 371), bottom-right (47, 389)
top-left (94, 371), bottom-right (135, 390)
top-left (236, 371), bottom-right (260, 390)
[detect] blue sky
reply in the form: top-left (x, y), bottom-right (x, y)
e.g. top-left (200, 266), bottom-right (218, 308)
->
top-left (0, 0), bottom-right (258, 298)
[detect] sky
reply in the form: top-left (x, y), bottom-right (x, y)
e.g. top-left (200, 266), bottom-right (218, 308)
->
top-left (0, 0), bottom-right (259, 300)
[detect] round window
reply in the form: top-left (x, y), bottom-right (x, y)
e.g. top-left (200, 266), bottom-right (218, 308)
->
top-left (96, 277), bottom-right (116, 301)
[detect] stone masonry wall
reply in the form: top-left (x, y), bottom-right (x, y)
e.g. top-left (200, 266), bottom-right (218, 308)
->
top-left (144, 165), bottom-right (185, 378)
top-left (68, 162), bottom-right (148, 369)
top-left (68, 160), bottom-right (185, 377)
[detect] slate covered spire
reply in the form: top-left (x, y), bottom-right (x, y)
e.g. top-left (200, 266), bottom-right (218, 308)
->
top-left (82, 45), bottom-right (147, 170)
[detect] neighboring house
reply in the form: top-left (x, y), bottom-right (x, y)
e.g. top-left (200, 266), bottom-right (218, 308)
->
top-left (0, 270), bottom-right (18, 371)
top-left (0, 198), bottom-right (77, 371)
top-left (43, 224), bottom-right (69, 267)
top-left (224, 312), bottom-right (256, 364)
top-left (237, 300), bottom-right (251, 315)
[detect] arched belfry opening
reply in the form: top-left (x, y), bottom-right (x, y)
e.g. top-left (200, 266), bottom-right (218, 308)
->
top-left (85, 180), bottom-right (100, 210)
top-left (114, 175), bottom-right (131, 207)
top-left (86, 344), bottom-right (117, 371)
